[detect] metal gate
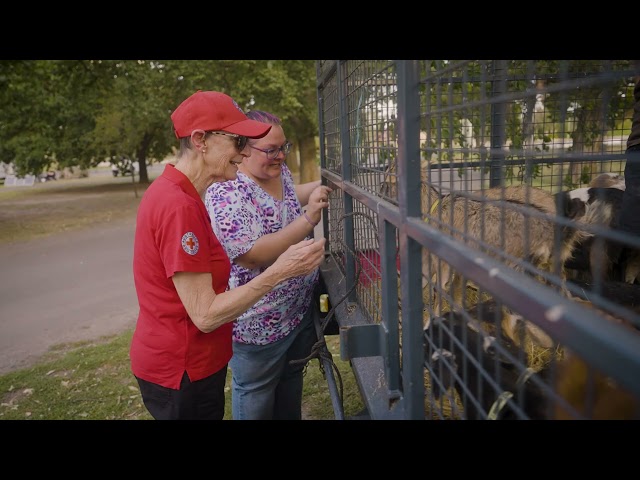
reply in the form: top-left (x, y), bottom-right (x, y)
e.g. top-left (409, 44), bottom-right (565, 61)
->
top-left (315, 60), bottom-right (640, 420)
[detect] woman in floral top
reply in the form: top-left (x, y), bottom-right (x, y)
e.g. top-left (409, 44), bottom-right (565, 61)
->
top-left (205, 110), bottom-right (332, 420)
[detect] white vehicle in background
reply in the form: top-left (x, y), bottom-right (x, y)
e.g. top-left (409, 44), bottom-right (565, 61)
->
top-left (111, 158), bottom-right (139, 177)
top-left (0, 162), bottom-right (15, 183)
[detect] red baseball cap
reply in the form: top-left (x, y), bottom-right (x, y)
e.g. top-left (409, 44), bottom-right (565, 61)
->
top-left (171, 91), bottom-right (271, 139)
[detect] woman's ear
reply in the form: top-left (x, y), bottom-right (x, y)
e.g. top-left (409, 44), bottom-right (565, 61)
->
top-left (191, 130), bottom-right (207, 150)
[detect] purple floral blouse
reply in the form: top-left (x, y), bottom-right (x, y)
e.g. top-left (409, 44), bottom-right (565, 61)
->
top-left (204, 164), bottom-right (318, 345)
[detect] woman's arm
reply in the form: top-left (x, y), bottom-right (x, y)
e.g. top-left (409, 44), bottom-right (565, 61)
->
top-left (173, 238), bottom-right (326, 333)
top-left (294, 180), bottom-right (321, 206)
top-left (235, 184), bottom-right (332, 270)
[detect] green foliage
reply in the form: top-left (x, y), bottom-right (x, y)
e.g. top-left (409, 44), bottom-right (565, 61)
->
top-left (416, 60), bottom-right (634, 190)
top-left (0, 60), bottom-right (318, 178)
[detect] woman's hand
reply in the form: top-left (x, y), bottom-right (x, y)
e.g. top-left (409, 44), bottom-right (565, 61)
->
top-left (270, 238), bottom-right (326, 281)
top-left (306, 185), bottom-right (332, 224)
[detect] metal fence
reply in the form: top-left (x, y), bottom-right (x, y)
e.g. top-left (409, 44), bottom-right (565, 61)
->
top-left (315, 60), bottom-right (640, 420)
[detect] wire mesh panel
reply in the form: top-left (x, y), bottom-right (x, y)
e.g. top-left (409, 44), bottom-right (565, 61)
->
top-left (317, 59), bottom-right (640, 420)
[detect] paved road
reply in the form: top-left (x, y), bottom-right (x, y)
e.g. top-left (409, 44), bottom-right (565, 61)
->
top-left (0, 216), bottom-right (139, 375)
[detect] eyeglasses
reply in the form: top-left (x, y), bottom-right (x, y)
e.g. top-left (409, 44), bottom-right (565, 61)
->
top-left (207, 131), bottom-right (248, 151)
top-left (250, 141), bottom-right (293, 160)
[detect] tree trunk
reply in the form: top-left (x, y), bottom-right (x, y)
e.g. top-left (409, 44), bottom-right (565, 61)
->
top-left (299, 134), bottom-right (319, 183)
top-left (571, 105), bottom-right (601, 187)
top-left (287, 143), bottom-right (300, 179)
top-left (137, 159), bottom-right (149, 185)
top-left (136, 133), bottom-right (152, 184)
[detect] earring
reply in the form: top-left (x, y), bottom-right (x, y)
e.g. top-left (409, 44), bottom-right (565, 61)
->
top-left (202, 148), bottom-right (207, 153)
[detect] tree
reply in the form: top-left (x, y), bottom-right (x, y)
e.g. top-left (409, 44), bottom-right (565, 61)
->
top-left (0, 60), bottom-right (105, 176)
top-left (0, 60), bottom-right (319, 183)
top-left (230, 60), bottom-right (320, 182)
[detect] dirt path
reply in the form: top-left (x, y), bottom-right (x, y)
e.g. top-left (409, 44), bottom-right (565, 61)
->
top-left (0, 215), bottom-right (139, 375)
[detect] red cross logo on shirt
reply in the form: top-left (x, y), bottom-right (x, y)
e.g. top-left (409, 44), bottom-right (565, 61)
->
top-left (181, 232), bottom-right (199, 255)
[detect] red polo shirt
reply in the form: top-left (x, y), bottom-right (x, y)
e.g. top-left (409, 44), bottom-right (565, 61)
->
top-left (130, 164), bottom-right (232, 390)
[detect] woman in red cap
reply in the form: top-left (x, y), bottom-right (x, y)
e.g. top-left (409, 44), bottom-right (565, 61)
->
top-left (130, 91), bottom-right (326, 420)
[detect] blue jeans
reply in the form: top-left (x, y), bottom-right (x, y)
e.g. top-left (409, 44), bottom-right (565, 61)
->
top-left (230, 307), bottom-right (317, 420)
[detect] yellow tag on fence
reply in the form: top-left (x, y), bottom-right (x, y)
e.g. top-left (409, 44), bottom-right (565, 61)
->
top-left (319, 294), bottom-right (329, 313)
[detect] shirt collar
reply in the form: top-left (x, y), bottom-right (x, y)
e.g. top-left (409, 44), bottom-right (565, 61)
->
top-left (162, 164), bottom-right (201, 203)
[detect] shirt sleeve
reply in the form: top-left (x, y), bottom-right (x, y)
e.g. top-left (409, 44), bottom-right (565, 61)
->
top-left (206, 181), bottom-right (262, 261)
top-left (160, 203), bottom-right (214, 277)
